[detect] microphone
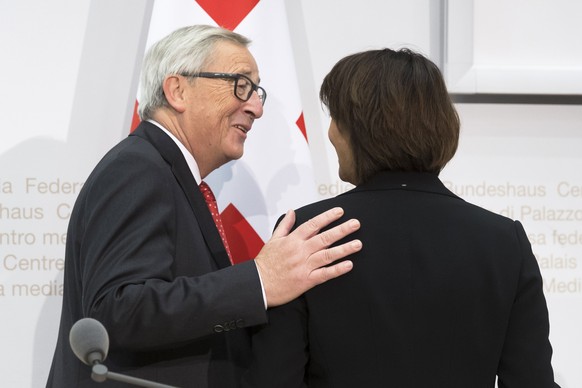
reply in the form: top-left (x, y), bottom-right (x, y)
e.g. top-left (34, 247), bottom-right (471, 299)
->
top-left (69, 317), bottom-right (109, 365)
top-left (69, 318), bottom-right (179, 387)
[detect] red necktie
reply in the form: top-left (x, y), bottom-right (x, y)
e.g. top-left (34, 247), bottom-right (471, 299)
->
top-left (199, 181), bottom-right (233, 265)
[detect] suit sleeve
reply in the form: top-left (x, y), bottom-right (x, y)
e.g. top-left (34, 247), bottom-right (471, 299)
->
top-left (242, 297), bottom-right (309, 388)
top-left (497, 221), bottom-right (560, 388)
top-left (73, 149), bottom-right (266, 351)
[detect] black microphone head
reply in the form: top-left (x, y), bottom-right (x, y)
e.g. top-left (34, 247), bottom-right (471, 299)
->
top-left (69, 317), bottom-right (109, 365)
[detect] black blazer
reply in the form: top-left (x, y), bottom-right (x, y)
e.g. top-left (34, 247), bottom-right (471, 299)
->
top-left (47, 121), bottom-right (266, 387)
top-left (244, 171), bottom-right (558, 388)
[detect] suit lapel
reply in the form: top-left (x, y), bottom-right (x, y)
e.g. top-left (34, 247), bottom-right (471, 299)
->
top-left (130, 121), bottom-right (232, 269)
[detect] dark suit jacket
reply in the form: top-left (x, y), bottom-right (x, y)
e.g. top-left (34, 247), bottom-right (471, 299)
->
top-left (244, 171), bottom-right (558, 388)
top-left (47, 121), bottom-right (267, 387)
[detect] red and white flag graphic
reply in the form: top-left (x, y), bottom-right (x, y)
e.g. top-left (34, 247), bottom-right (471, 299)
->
top-left (134, 0), bottom-right (316, 263)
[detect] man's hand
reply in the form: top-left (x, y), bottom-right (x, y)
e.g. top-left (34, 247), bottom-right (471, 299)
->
top-left (254, 207), bottom-right (362, 307)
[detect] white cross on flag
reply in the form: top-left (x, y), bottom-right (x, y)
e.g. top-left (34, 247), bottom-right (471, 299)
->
top-left (131, 0), bottom-right (317, 263)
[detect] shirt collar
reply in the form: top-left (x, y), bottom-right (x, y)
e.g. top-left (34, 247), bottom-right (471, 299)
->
top-left (147, 119), bottom-right (201, 185)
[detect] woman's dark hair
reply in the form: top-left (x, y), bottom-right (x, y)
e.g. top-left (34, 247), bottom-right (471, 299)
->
top-left (320, 48), bottom-right (460, 183)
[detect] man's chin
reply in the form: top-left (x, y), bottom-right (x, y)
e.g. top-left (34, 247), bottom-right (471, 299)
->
top-left (227, 149), bottom-right (244, 162)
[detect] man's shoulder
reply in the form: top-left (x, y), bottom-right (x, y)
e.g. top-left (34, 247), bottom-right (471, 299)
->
top-left (92, 134), bottom-right (164, 172)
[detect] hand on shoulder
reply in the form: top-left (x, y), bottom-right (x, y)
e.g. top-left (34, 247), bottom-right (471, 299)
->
top-left (254, 207), bottom-right (361, 307)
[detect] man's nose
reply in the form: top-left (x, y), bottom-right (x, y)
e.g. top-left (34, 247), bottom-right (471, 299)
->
top-left (244, 91), bottom-right (264, 119)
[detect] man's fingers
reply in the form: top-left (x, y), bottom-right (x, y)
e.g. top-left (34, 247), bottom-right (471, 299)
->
top-left (258, 207), bottom-right (361, 307)
top-left (271, 209), bottom-right (295, 239)
top-left (309, 259), bottom-right (354, 285)
top-left (306, 238), bottom-right (361, 286)
top-left (306, 218), bottom-right (361, 252)
top-left (309, 238), bottom-right (362, 270)
top-left (292, 207), bottom-right (345, 239)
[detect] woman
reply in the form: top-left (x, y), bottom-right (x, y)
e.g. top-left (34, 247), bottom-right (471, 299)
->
top-left (243, 48), bottom-right (559, 388)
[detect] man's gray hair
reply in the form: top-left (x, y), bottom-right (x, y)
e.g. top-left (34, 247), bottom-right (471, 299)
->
top-left (138, 25), bottom-right (251, 120)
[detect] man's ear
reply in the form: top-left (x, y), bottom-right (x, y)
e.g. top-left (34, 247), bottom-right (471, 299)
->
top-left (162, 75), bottom-right (188, 113)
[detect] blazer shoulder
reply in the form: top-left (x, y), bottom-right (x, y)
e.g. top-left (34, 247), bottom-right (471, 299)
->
top-left (293, 196), bottom-right (350, 226)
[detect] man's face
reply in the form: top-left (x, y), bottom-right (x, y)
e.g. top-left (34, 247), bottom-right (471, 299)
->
top-left (183, 41), bottom-right (264, 174)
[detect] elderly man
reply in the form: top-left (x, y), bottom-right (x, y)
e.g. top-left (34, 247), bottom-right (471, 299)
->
top-left (46, 25), bottom-right (361, 387)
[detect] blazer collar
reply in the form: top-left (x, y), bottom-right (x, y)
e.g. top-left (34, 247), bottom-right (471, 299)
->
top-left (130, 121), bottom-right (232, 269)
top-left (347, 171), bottom-right (461, 200)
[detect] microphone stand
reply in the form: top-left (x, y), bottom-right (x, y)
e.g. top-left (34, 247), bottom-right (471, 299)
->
top-left (91, 363), bottom-right (179, 388)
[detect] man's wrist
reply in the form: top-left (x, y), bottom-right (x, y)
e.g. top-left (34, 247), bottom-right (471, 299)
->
top-left (253, 259), bottom-right (268, 309)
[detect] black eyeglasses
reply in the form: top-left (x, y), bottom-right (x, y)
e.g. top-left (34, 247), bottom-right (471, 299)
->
top-left (181, 72), bottom-right (267, 105)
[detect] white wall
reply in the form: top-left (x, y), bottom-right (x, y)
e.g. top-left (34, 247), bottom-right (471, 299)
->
top-left (0, 0), bottom-right (152, 386)
top-left (286, 0), bottom-right (434, 194)
top-left (0, 0), bottom-right (579, 386)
